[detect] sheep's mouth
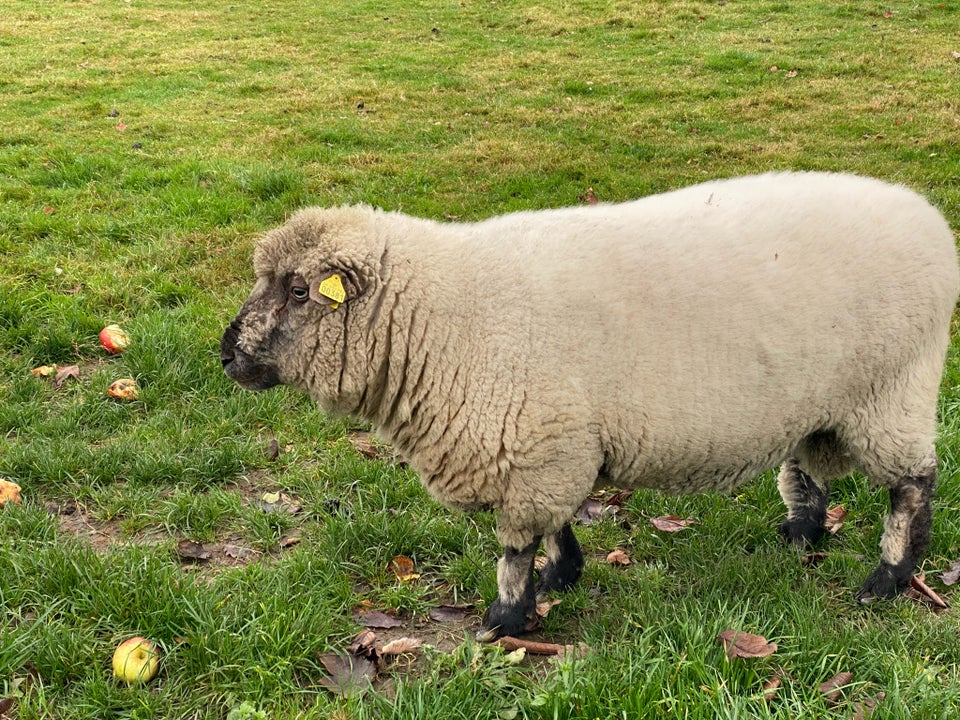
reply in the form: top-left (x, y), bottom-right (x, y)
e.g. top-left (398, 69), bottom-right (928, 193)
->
top-left (220, 333), bottom-right (281, 391)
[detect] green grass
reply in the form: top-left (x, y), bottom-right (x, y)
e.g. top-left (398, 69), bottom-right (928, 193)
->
top-left (2, 0), bottom-right (960, 717)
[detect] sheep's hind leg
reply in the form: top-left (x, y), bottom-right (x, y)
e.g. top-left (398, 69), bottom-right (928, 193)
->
top-left (856, 466), bottom-right (935, 603)
top-left (477, 536), bottom-right (542, 642)
top-left (777, 458), bottom-right (829, 547)
top-left (536, 523), bottom-right (584, 596)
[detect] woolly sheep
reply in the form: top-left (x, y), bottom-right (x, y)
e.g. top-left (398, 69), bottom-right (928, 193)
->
top-left (221, 172), bottom-right (959, 641)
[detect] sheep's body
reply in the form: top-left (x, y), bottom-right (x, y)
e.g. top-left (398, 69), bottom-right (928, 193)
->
top-left (222, 172), bottom-right (959, 640)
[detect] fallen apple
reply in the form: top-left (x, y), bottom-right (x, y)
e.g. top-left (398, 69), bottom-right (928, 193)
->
top-left (99, 324), bottom-right (131, 354)
top-left (106, 378), bottom-right (139, 401)
top-left (112, 636), bottom-right (160, 684)
top-left (0, 479), bottom-right (21, 507)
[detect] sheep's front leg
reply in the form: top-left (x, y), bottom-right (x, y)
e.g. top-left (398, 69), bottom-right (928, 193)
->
top-left (477, 536), bottom-right (541, 642)
top-left (777, 459), bottom-right (829, 547)
top-left (537, 523), bottom-right (584, 596)
top-left (856, 468), bottom-right (935, 603)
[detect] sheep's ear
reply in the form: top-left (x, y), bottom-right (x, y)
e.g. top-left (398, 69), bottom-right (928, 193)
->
top-left (308, 269), bottom-right (366, 309)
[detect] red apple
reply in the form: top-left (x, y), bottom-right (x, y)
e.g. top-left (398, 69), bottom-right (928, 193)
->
top-left (99, 324), bottom-right (131, 354)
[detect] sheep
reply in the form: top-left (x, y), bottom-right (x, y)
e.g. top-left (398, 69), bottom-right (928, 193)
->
top-left (221, 172), bottom-right (959, 641)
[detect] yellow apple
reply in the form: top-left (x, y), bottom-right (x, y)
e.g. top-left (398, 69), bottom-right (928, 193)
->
top-left (112, 636), bottom-right (160, 684)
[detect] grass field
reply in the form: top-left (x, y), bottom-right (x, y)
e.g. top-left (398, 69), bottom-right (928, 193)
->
top-left (2, 0), bottom-right (960, 717)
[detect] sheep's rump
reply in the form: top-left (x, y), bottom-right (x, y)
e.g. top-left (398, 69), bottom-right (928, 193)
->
top-left (420, 173), bottom-right (957, 494)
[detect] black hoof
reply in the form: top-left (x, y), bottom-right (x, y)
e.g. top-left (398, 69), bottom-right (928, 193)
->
top-left (778, 517), bottom-right (827, 548)
top-left (855, 562), bottom-right (911, 603)
top-left (476, 597), bottom-right (535, 642)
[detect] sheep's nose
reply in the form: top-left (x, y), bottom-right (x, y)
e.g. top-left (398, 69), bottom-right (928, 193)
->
top-left (220, 320), bottom-right (241, 367)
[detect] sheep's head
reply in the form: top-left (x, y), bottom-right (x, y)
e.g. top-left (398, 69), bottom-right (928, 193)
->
top-left (221, 207), bottom-right (379, 411)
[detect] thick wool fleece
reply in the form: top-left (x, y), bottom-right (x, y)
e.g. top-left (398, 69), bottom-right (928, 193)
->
top-left (224, 172), bottom-right (958, 635)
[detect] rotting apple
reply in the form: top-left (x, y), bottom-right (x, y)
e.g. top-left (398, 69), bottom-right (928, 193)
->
top-left (0, 479), bottom-right (21, 507)
top-left (112, 636), bottom-right (160, 684)
top-left (106, 378), bottom-right (139, 401)
top-left (99, 324), bottom-right (131, 354)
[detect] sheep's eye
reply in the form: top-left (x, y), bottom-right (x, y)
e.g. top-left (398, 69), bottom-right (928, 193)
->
top-left (290, 286), bottom-right (309, 302)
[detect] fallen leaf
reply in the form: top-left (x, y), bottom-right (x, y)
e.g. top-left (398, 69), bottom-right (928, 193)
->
top-left (348, 431), bottom-right (381, 459)
top-left (428, 605), bottom-right (474, 623)
top-left (823, 505), bottom-right (848, 534)
top-left (801, 551), bottom-right (828, 566)
top-left (606, 548), bottom-right (631, 565)
top-left (0, 696), bottom-right (14, 717)
top-left (388, 556), bottom-right (420, 583)
top-left (176, 539), bottom-right (211, 562)
top-left (941, 559), bottom-right (960, 586)
top-left (347, 630), bottom-right (379, 661)
top-left (606, 489), bottom-right (634, 507)
top-left (952, 51), bottom-right (960, 60)
top-left (535, 598), bottom-right (562, 618)
top-left (261, 491), bottom-right (281, 505)
top-left (579, 187), bottom-right (599, 205)
top-left (818, 671), bottom-right (854, 705)
top-left (53, 365), bottom-right (80, 390)
top-left (852, 692), bottom-right (886, 720)
top-left (717, 629), bottom-right (777, 659)
top-left (904, 574), bottom-right (949, 610)
top-left (355, 610), bottom-right (404, 629)
top-left (785, 69), bottom-right (799, 78)
top-left (762, 667), bottom-right (785, 702)
top-left (31, 365), bottom-right (57, 378)
top-left (278, 535), bottom-right (301, 548)
top-left (317, 652), bottom-right (376, 697)
top-left (649, 515), bottom-right (697, 532)
top-left (575, 498), bottom-right (604, 525)
top-left (265, 439), bottom-right (280, 462)
top-left (223, 544), bottom-right (257, 561)
top-left (106, 377), bottom-right (139, 401)
top-left (380, 637), bottom-right (422, 655)
top-left (0, 479), bottom-right (21, 507)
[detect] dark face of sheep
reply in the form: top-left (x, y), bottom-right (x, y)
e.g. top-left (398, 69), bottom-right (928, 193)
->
top-left (220, 237), bottom-right (374, 415)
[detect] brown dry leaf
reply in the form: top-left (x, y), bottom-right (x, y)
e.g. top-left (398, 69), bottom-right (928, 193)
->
top-left (606, 548), bottom-right (631, 566)
top-left (940, 559), bottom-right (960, 586)
top-left (53, 365), bottom-right (80, 390)
top-left (606, 489), bottom-right (634, 507)
top-left (905, 574), bottom-right (949, 610)
top-left (762, 667), bottom-right (785, 702)
top-left (347, 630), bottom-right (379, 662)
top-left (852, 692), bottom-right (886, 720)
top-left (801, 551), bottom-right (828, 566)
top-left (818, 671), bottom-right (854, 705)
top-left (355, 610), bottom-right (404, 629)
top-left (0, 479), bottom-right (22, 507)
top-left (176, 540), bottom-right (212, 562)
top-left (428, 605), bottom-right (474, 623)
top-left (575, 497), bottom-right (604, 525)
top-left (223, 544), bottom-right (257, 561)
top-left (717, 629), bottom-right (777, 659)
top-left (649, 515), bottom-right (697, 532)
top-left (823, 505), bottom-right (848, 534)
top-left (317, 652), bottom-right (376, 698)
top-left (278, 535), bottom-right (301, 548)
top-left (579, 187), bottom-right (600, 205)
top-left (106, 377), bottom-right (139, 401)
top-left (388, 555), bottom-right (420, 583)
top-left (265, 439), bottom-right (280, 462)
top-left (380, 637), bottom-right (423, 656)
top-left (535, 598), bottom-right (562, 618)
top-left (348, 431), bottom-right (381, 459)
top-left (0, 696), bottom-right (14, 717)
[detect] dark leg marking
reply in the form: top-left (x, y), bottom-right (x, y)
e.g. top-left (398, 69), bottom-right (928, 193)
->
top-left (537, 523), bottom-right (584, 596)
top-left (477, 536), bottom-right (541, 642)
top-left (856, 468), bottom-right (936, 603)
top-left (777, 460), bottom-right (829, 547)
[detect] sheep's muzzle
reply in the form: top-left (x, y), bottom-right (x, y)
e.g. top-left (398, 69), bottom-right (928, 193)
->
top-left (220, 318), bottom-right (281, 391)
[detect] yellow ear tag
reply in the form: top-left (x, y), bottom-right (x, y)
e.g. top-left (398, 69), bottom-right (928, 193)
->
top-left (318, 274), bottom-right (346, 308)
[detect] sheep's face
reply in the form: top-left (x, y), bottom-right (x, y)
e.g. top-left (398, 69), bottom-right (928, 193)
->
top-left (221, 208), bottom-right (377, 411)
